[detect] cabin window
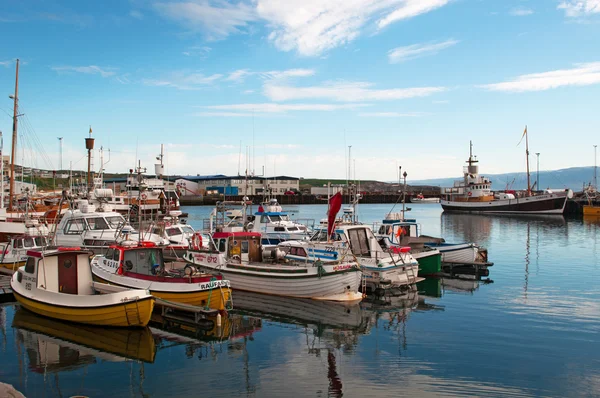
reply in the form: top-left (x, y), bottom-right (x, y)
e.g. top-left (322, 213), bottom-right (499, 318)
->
top-left (274, 227), bottom-right (285, 232)
top-left (218, 239), bottom-right (226, 253)
top-left (166, 228), bottom-right (181, 237)
top-left (87, 217), bottom-right (110, 230)
top-left (105, 248), bottom-right (115, 261)
top-left (296, 248), bottom-right (307, 257)
top-left (15, 240), bottom-right (23, 249)
top-left (106, 216), bottom-right (124, 229)
top-left (287, 227), bottom-right (298, 231)
top-left (348, 229), bottom-right (371, 256)
top-left (23, 238), bottom-right (34, 248)
top-left (65, 219), bottom-right (86, 234)
top-left (24, 257), bottom-right (36, 274)
top-left (182, 226), bottom-right (194, 234)
top-left (123, 249), bottom-right (163, 275)
top-left (34, 237), bottom-right (45, 246)
top-left (241, 241), bottom-right (249, 254)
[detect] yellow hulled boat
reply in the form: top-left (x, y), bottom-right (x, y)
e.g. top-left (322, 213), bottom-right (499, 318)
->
top-left (11, 247), bottom-right (155, 327)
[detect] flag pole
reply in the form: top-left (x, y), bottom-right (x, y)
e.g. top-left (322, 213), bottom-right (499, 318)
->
top-left (327, 182), bottom-right (331, 243)
top-left (525, 126), bottom-right (531, 196)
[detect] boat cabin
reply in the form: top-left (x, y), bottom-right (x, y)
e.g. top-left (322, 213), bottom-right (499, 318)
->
top-left (310, 225), bottom-right (386, 259)
top-left (16, 249), bottom-right (94, 295)
top-left (4, 235), bottom-right (47, 253)
top-left (211, 232), bottom-right (262, 263)
top-left (101, 243), bottom-right (166, 277)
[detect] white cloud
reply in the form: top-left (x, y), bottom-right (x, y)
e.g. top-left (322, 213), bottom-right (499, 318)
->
top-left (558, 0), bottom-right (600, 17)
top-left (142, 71), bottom-right (222, 89)
top-left (199, 102), bottom-right (369, 114)
top-left (196, 111), bottom-right (256, 117)
top-left (480, 62), bottom-right (600, 92)
top-left (510, 7), bottom-right (534, 16)
top-left (388, 39), bottom-right (459, 63)
top-left (51, 65), bottom-right (118, 77)
top-left (0, 61), bottom-right (12, 67)
top-left (153, 0), bottom-right (450, 56)
top-left (225, 69), bottom-right (252, 82)
top-left (376, 0), bottom-right (449, 28)
top-left (264, 81), bottom-right (445, 102)
top-left (358, 111), bottom-right (423, 117)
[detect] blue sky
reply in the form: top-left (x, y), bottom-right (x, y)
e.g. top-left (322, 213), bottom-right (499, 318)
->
top-left (1, 0), bottom-right (599, 182)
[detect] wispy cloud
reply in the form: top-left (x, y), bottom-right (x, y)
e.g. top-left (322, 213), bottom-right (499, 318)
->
top-left (142, 71), bottom-right (223, 90)
top-left (51, 65), bottom-right (117, 77)
top-left (225, 68), bottom-right (315, 83)
top-left (358, 112), bottom-right (423, 117)
top-left (130, 10), bottom-right (144, 19)
top-left (153, 1), bottom-right (257, 40)
top-left (510, 7), bottom-right (534, 16)
top-left (153, 0), bottom-right (450, 56)
top-left (558, 0), bottom-right (600, 17)
top-left (388, 39), bottom-right (459, 63)
top-left (264, 81), bottom-right (446, 102)
top-left (0, 60), bottom-right (12, 68)
top-left (480, 62), bottom-right (600, 92)
top-left (199, 102), bottom-right (370, 114)
top-left (182, 46), bottom-right (212, 58)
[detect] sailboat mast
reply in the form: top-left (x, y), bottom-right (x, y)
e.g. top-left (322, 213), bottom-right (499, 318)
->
top-left (525, 126), bottom-right (531, 196)
top-left (9, 59), bottom-right (19, 212)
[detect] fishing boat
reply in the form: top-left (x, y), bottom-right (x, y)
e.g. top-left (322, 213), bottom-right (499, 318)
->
top-left (11, 247), bottom-right (155, 327)
top-left (410, 193), bottom-right (440, 203)
top-left (0, 234), bottom-right (48, 272)
top-left (209, 198), bottom-right (311, 245)
top-left (54, 203), bottom-right (167, 251)
top-left (285, 223), bottom-right (423, 294)
top-left (91, 240), bottom-right (232, 310)
top-left (441, 138), bottom-right (573, 214)
top-left (183, 231), bottom-right (363, 302)
top-left (374, 216), bottom-right (442, 276)
top-left (145, 215), bottom-right (205, 260)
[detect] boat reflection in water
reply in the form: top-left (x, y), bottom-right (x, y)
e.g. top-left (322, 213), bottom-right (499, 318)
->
top-left (12, 307), bottom-right (157, 373)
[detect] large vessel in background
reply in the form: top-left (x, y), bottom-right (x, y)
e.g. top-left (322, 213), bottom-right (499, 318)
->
top-left (441, 137), bottom-right (572, 214)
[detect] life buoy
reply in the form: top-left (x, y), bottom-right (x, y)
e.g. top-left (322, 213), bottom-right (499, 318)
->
top-left (468, 192), bottom-right (472, 197)
top-left (191, 232), bottom-right (203, 250)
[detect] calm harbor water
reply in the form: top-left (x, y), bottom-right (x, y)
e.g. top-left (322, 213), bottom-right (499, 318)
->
top-left (1, 204), bottom-right (599, 397)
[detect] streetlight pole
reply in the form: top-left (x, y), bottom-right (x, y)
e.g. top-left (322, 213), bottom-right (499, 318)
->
top-left (535, 152), bottom-right (540, 191)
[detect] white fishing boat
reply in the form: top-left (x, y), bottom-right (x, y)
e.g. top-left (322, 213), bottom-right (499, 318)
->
top-left (183, 231), bottom-right (363, 302)
top-left (11, 247), bottom-right (155, 327)
top-left (209, 198), bottom-right (311, 245)
top-left (54, 202), bottom-right (167, 251)
top-left (91, 240), bottom-right (232, 310)
top-left (0, 234), bottom-right (48, 272)
top-left (145, 215), bottom-right (206, 260)
top-left (283, 224), bottom-right (422, 294)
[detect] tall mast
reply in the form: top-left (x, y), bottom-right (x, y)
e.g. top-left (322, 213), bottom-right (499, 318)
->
top-left (9, 59), bottom-right (19, 212)
top-left (525, 126), bottom-right (531, 196)
top-left (85, 127), bottom-right (95, 193)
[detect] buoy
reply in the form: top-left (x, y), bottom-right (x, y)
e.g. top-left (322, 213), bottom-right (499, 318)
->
top-left (216, 313), bottom-right (222, 327)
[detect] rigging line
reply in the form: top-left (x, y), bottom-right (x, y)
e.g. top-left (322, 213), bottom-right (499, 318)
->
top-left (21, 113), bottom-right (53, 168)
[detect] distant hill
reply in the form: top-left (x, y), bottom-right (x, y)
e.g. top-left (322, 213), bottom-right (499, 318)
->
top-left (409, 166), bottom-right (597, 192)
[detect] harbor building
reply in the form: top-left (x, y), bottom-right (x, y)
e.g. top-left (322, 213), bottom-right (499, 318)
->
top-left (175, 175), bottom-right (300, 196)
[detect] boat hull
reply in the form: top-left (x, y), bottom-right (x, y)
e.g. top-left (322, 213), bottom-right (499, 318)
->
top-left (441, 192), bottom-right (568, 214)
top-left (13, 290), bottom-right (154, 327)
top-left (91, 263), bottom-right (231, 311)
top-left (411, 251), bottom-right (442, 276)
top-left (428, 243), bottom-right (478, 263)
top-left (583, 205), bottom-right (600, 217)
top-left (185, 253), bottom-right (362, 302)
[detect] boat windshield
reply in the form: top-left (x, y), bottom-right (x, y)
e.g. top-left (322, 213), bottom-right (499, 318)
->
top-left (310, 229), bottom-right (342, 242)
top-left (122, 249), bottom-right (164, 275)
top-left (23, 237), bottom-right (35, 248)
top-left (269, 215), bottom-right (290, 222)
top-left (106, 216), bottom-right (125, 229)
top-left (34, 237), bottom-right (46, 246)
top-left (182, 226), bottom-right (194, 234)
top-left (86, 217), bottom-right (110, 230)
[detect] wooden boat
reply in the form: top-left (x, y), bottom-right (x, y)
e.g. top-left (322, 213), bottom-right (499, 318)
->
top-left (91, 240), bottom-right (232, 310)
top-left (12, 307), bottom-right (157, 366)
top-left (441, 140), bottom-right (572, 214)
top-left (183, 231), bottom-right (363, 302)
top-left (11, 247), bottom-right (155, 327)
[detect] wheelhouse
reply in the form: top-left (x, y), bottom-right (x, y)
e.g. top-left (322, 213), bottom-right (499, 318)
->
top-left (212, 232), bottom-right (262, 263)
